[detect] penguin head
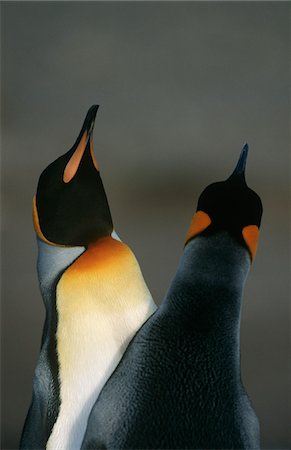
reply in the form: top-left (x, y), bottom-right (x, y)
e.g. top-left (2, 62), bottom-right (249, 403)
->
top-left (33, 105), bottom-right (113, 247)
top-left (185, 144), bottom-right (263, 261)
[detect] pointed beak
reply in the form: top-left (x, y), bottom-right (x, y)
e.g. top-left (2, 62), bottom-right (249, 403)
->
top-left (63, 105), bottom-right (100, 183)
top-left (228, 143), bottom-right (249, 181)
top-left (83, 104), bottom-right (99, 140)
top-left (235, 143), bottom-right (249, 174)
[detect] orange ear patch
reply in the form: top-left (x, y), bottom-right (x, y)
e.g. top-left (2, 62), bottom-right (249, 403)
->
top-left (185, 210), bottom-right (211, 244)
top-left (242, 225), bottom-right (260, 262)
top-left (63, 132), bottom-right (88, 183)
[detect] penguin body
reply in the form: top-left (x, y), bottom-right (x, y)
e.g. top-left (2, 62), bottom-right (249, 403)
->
top-left (20, 106), bottom-right (156, 450)
top-left (82, 145), bottom-right (262, 450)
top-left (21, 240), bottom-right (85, 449)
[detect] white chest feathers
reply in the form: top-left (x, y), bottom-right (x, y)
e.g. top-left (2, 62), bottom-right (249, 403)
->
top-left (46, 237), bottom-right (156, 450)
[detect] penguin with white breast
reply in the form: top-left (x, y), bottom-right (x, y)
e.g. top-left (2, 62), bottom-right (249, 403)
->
top-left (81, 144), bottom-right (262, 450)
top-left (20, 105), bottom-right (156, 450)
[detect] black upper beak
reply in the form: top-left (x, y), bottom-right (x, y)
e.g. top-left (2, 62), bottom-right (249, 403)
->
top-left (228, 143), bottom-right (249, 182)
top-left (85, 104), bottom-right (99, 139)
top-left (73, 104), bottom-right (99, 149)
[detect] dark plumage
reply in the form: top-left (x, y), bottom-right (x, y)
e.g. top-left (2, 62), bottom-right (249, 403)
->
top-left (81, 144), bottom-right (262, 450)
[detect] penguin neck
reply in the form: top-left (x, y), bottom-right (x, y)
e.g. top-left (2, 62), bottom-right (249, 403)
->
top-left (36, 233), bottom-right (148, 311)
top-left (165, 232), bottom-right (251, 335)
top-left (36, 233), bottom-right (126, 303)
top-left (36, 237), bottom-right (85, 304)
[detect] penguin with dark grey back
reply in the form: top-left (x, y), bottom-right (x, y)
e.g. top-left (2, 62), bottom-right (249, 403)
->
top-left (20, 106), bottom-right (156, 450)
top-left (81, 144), bottom-right (262, 450)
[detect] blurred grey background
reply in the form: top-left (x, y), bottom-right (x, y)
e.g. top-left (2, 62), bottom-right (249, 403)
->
top-left (1, 1), bottom-right (290, 449)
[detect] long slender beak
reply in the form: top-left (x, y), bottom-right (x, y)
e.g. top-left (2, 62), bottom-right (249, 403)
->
top-left (228, 143), bottom-right (249, 182)
top-left (63, 105), bottom-right (100, 183)
top-left (83, 104), bottom-right (99, 140)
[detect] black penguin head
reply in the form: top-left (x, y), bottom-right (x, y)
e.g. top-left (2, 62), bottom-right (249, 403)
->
top-left (185, 144), bottom-right (263, 261)
top-left (33, 105), bottom-right (113, 247)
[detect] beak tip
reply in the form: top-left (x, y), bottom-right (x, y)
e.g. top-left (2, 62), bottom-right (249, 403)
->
top-left (86, 104), bottom-right (99, 137)
top-left (90, 104), bottom-right (99, 115)
top-left (235, 142), bottom-right (249, 176)
top-left (242, 142), bottom-right (249, 152)
top-left (227, 142), bottom-right (249, 181)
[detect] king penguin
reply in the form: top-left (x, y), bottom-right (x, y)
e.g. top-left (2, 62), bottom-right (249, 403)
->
top-left (81, 144), bottom-right (263, 450)
top-left (20, 105), bottom-right (156, 450)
